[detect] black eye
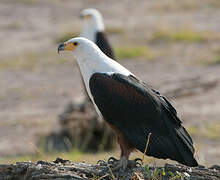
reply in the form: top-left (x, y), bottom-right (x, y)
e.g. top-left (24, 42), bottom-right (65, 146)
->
top-left (73, 42), bottom-right (78, 46)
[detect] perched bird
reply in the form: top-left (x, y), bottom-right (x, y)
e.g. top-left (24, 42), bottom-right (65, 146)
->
top-left (58, 37), bottom-right (198, 169)
top-left (80, 8), bottom-right (115, 59)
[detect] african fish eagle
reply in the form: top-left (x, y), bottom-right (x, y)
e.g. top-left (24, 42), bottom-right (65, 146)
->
top-left (58, 37), bottom-right (198, 169)
top-left (80, 8), bottom-right (115, 59)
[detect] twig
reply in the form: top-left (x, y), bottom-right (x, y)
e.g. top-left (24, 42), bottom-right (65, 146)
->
top-left (107, 165), bottom-right (117, 180)
top-left (97, 173), bottom-right (110, 180)
top-left (133, 172), bottom-right (144, 180)
top-left (141, 132), bottom-right (152, 165)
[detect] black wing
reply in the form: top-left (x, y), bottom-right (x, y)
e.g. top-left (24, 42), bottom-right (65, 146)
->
top-left (95, 32), bottom-right (115, 60)
top-left (89, 73), bottom-right (198, 167)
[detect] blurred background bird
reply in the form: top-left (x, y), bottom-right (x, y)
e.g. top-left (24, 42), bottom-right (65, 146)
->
top-left (80, 8), bottom-right (115, 59)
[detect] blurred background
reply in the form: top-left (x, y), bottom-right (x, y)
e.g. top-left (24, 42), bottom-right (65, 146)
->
top-left (0, 0), bottom-right (220, 166)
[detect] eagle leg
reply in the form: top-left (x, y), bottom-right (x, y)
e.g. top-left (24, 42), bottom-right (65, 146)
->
top-left (106, 123), bottom-right (136, 170)
top-left (107, 129), bottom-right (138, 170)
top-left (113, 156), bottom-right (128, 170)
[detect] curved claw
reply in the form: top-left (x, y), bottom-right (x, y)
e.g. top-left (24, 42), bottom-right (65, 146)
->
top-left (125, 158), bottom-right (143, 168)
top-left (134, 158), bottom-right (142, 162)
top-left (107, 157), bottom-right (119, 164)
top-left (97, 160), bottom-right (107, 166)
top-left (134, 158), bottom-right (143, 166)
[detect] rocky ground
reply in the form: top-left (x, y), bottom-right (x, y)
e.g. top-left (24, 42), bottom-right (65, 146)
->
top-left (0, 158), bottom-right (220, 180)
top-left (0, 0), bottom-right (220, 166)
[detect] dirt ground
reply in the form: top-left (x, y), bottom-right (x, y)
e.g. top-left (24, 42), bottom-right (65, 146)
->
top-left (0, 0), bottom-right (220, 166)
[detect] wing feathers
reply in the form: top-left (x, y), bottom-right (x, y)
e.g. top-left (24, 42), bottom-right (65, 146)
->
top-left (89, 72), bottom-right (198, 167)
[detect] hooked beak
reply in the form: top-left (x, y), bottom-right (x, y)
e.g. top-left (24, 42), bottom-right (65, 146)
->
top-left (58, 43), bottom-right (65, 54)
top-left (58, 41), bottom-right (78, 54)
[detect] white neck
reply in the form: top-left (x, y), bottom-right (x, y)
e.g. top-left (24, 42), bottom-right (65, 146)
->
top-left (73, 42), bottom-right (131, 99)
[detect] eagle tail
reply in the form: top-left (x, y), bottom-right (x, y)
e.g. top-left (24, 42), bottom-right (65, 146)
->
top-left (175, 126), bottom-right (198, 167)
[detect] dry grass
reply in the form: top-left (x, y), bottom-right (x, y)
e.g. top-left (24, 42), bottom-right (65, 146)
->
top-left (187, 122), bottom-right (220, 140)
top-left (186, 126), bottom-right (199, 136)
top-left (152, 29), bottom-right (207, 43)
top-left (199, 56), bottom-right (220, 65)
top-left (115, 45), bottom-right (154, 60)
top-left (142, 133), bottom-right (152, 165)
top-left (131, 172), bottom-right (145, 180)
top-left (3, 23), bottom-right (21, 30)
top-left (152, 26), bottom-right (220, 44)
top-left (202, 123), bottom-right (220, 139)
top-left (195, 47), bottom-right (220, 65)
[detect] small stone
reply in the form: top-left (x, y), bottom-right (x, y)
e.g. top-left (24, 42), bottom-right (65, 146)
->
top-left (36, 164), bottom-right (42, 170)
top-left (183, 172), bottom-right (190, 177)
